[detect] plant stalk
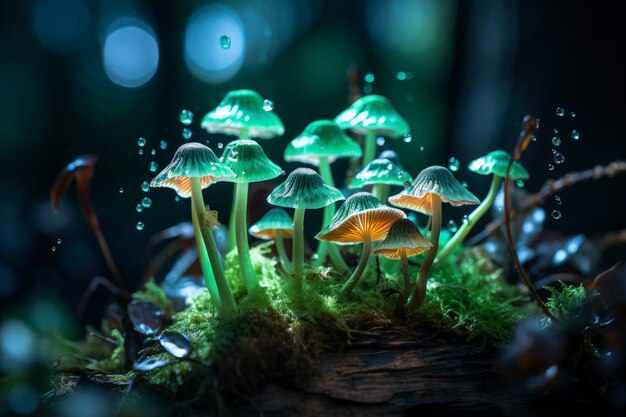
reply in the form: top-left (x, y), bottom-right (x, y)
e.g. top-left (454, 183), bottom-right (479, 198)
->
top-left (275, 230), bottom-right (292, 272)
top-left (363, 131), bottom-right (377, 166)
top-left (395, 251), bottom-right (410, 317)
top-left (234, 182), bottom-right (260, 294)
top-left (191, 203), bottom-right (222, 311)
top-left (341, 235), bottom-right (372, 295)
top-left (292, 207), bottom-right (306, 293)
top-left (372, 183), bottom-right (390, 202)
top-left (228, 128), bottom-right (250, 251)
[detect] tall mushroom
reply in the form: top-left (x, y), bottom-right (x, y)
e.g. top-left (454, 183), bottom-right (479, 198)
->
top-left (334, 95), bottom-right (410, 166)
top-left (267, 168), bottom-right (344, 294)
top-left (249, 208), bottom-right (294, 272)
top-left (389, 166), bottom-right (479, 310)
top-left (316, 192), bottom-right (406, 295)
top-left (373, 219), bottom-right (432, 316)
top-left (284, 120), bottom-right (361, 272)
top-left (349, 158), bottom-right (412, 202)
top-left (220, 139), bottom-right (283, 294)
top-left (150, 143), bottom-right (237, 315)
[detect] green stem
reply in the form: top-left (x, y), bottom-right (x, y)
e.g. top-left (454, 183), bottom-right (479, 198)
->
top-left (275, 230), bottom-right (292, 272)
top-left (191, 203), bottom-right (221, 311)
top-left (408, 195), bottom-right (441, 311)
top-left (234, 182), bottom-right (260, 294)
top-left (341, 235), bottom-right (372, 295)
top-left (190, 178), bottom-right (236, 315)
top-left (228, 128), bottom-right (250, 251)
top-left (395, 251), bottom-right (410, 317)
top-left (292, 208), bottom-right (306, 293)
top-left (372, 183), bottom-right (390, 202)
top-left (437, 175), bottom-right (502, 263)
top-left (363, 131), bottom-right (377, 166)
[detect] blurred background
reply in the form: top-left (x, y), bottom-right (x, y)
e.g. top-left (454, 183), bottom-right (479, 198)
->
top-left (0, 0), bottom-right (625, 414)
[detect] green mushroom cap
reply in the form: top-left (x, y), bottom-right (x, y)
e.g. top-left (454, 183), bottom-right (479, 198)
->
top-left (150, 142), bottom-right (235, 197)
top-left (349, 158), bottom-right (413, 189)
top-left (219, 139), bottom-right (282, 183)
top-left (389, 166), bottom-right (480, 215)
top-left (316, 192), bottom-right (406, 244)
top-left (284, 120), bottom-right (362, 166)
top-left (373, 219), bottom-right (432, 259)
top-left (267, 168), bottom-right (344, 209)
top-left (468, 150), bottom-right (529, 180)
top-left (249, 208), bottom-right (294, 239)
top-left (201, 89), bottom-right (285, 139)
top-left (334, 95), bottom-right (410, 138)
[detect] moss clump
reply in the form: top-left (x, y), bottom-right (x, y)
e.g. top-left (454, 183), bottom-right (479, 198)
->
top-left (132, 278), bottom-right (174, 318)
top-left (545, 282), bottom-right (593, 325)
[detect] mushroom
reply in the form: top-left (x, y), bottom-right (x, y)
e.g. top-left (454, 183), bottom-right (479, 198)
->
top-left (267, 168), bottom-right (344, 293)
top-left (373, 219), bottom-right (432, 316)
top-left (316, 192), bottom-right (406, 295)
top-left (437, 150), bottom-right (529, 262)
top-left (389, 166), bottom-right (479, 310)
top-left (334, 95), bottom-right (410, 166)
top-left (249, 208), bottom-right (294, 272)
top-left (150, 142), bottom-right (237, 315)
top-left (284, 120), bottom-right (362, 272)
top-left (220, 139), bottom-right (283, 294)
top-left (349, 158), bottom-right (412, 202)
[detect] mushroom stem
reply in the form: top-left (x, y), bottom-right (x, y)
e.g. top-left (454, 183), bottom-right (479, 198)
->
top-left (275, 230), bottom-right (292, 272)
top-left (408, 194), bottom-right (441, 310)
top-left (190, 178), bottom-right (237, 314)
top-left (395, 251), bottom-right (410, 317)
top-left (341, 235), bottom-right (372, 295)
top-left (437, 175), bottom-right (502, 263)
top-left (227, 127), bottom-right (251, 251)
top-left (363, 131), bottom-right (377, 166)
top-left (372, 183), bottom-right (390, 202)
top-left (292, 207), bottom-right (306, 293)
top-left (190, 203), bottom-right (222, 311)
top-left (234, 182), bottom-right (261, 294)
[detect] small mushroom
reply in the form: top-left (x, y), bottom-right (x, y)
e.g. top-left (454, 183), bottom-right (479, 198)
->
top-left (349, 158), bottom-right (412, 202)
top-left (373, 219), bottom-right (432, 316)
top-left (220, 139), bottom-right (283, 294)
top-left (151, 143), bottom-right (237, 315)
top-left (284, 120), bottom-right (362, 272)
top-left (249, 208), bottom-right (294, 272)
top-left (334, 95), bottom-right (410, 166)
top-left (267, 168), bottom-right (344, 293)
top-left (438, 150), bottom-right (529, 262)
top-left (389, 166), bottom-right (479, 310)
top-left (316, 192), bottom-right (406, 295)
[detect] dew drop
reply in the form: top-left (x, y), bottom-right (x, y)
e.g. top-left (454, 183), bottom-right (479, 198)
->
top-left (160, 140), bottom-right (168, 150)
top-left (553, 152), bottom-right (565, 164)
top-left (219, 35), bottom-right (231, 49)
top-left (119, 188), bottom-right (124, 193)
top-left (462, 215), bottom-right (469, 225)
top-left (551, 210), bottom-right (562, 220)
top-left (262, 99), bottom-right (274, 111)
top-left (138, 149), bottom-right (144, 156)
top-left (136, 204), bottom-right (143, 213)
top-left (552, 136), bottom-right (561, 146)
top-left (182, 128), bottom-right (192, 140)
top-left (448, 157), bottom-right (460, 172)
top-left (376, 137), bottom-right (385, 146)
top-left (151, 149), bottom-right (156, 156)
top-left (142, 197), bottom-right (152, 208)
top-left (461, 180), bottom-right (468, 188)
top-left (553, 129), bottom-right (559, 134)
top-left (551, 148), bottom-right (557, 154)
top-left (217, 142), bottom-right (224, 149)
top-left (56, 238), bottom-right (62, 244)
top-left (138, 137), bottom-right (146, 147)
top-left (141, 181), bottom-right (150, 192)
top-left (363, 84), bottom-right (373, 94)
top-left (136, 222), bottom-right (145, 231)
top-left (403, 133), bottom-right (412, 143)
top-left (364, 72), bottom-right (375, 83)
top-left (571, 129), bottom-right (580, 140)
top-left (419, 146), bottom-right (424, 151)
top-left (555, 195), bottom-right (562, 205)
top-left (555, 107), bottom-right (565, 117)
top-left (396, 71), bottom-right (407, 81)
top-left (447, 220), bottom-right (458, 233)
top-left (570, 111), bottom-right (576, 118)
top-left (174, 196), bottom-right (181, 203)
top-left (281, 169), bottom-right (286, 176)
top-left (532, 136), bottom-right (537, 142)
top-left (51, 246), bottom-right (56, 252)
top-left (149, 161), bottom-right (158, 172)
top-left (179, 109), bottom-right (193, 125)
top-left (548, 164), bottom-right (555, 171)
top-left (516, 180), bottom-right (525, 187)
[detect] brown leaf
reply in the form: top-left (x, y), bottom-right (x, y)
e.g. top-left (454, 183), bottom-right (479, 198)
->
top-left (50, 154), bottom-right (98, 216)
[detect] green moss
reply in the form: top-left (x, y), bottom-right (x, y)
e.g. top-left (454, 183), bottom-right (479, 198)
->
top-left (87, 328), bottom-right (127, 373)
top-left (545, 282), bottom-right (592, 324)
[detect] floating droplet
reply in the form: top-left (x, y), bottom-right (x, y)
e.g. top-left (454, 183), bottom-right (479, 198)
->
top-left (376, 137), bottom-right (385, 146)
top-left (553, 152), bottom-right (565, 164)
top-left (56, 238), bottom-right (62, 244)
top-left (462, 215), bottom-right (469, 225)
top-left (548, 164), bottom-right (555, 171)
top-left (138, 137), bottom-right (147, 147)
top-left (552, 136), bottom-right (561, 146)
top-left (217, 142), bottom-right (224, 149)
top-left (219, 35), bottom-right (231, 49)
top-left (553, 129), bottom-right (559, 134)
top-left (136, 222), bottom-right (145, 231)
top-left (182, 128), bottom-right (192, 139)
top-left (119, 187), bottom-right (124, 193)
top-left (51, 246), bottom-right (56, 252)
top-left (150, 149), bottom-right (156, 156)
top-left (396, 71), bottom-right (408, 81)
top-left (448, 157), bottom-right (460, 172)
top-left (461, 180), bottom-right (468, 187)
top-left (447, 220), bottom-right (458, 233)
top-left (555, 107), bottom-right (565, 117)
top-left (179, 109), bottom-right (193, 125)
top-left (160, 140), bottom-right (168, 150)
top-left (571, 129), bottom-right (580, 140)
top-left (363, 84), bottom-right (373, 94)
top-left (555, 195), bottom-right (562, 205)
top-left (262, 99), bottom-right (274, 111)
top-left (142, 197), bottom-right (152, 208)
top-left (136, 204), bottom-right (143, 213)
top-left (532, 136), bottom-right (537, 142)
top-left (141, 181), bottom-right (150, 192)
top-left (551, 210), bottom-right (562, 220)
top-left (570, 111), bottom-right (576, 118)
top-left (516, 180), bottom-right (525, 187)
top-left (419, 146), bottom-right (424, 151)
top-left (364, 72), bottom-right (375, 83)
top-left (174, 196), bottom-right (181, 203)
top-left (149, 161), bottom-right (158, 172)
top-left (403, 133), bottom-right (412, 143)
top-left (138, 149), bottom-right (144, 155)
top-left (551, 148), bottom-right (557, 154)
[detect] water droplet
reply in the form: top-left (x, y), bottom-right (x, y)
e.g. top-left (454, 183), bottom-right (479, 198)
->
top-left (219, 35), bottom-right (231, 49)
top-left (570, 111), bottom-right (576, 118)
top-left (182, 128), bottom-right (192, 140)
top-left (136, 204), bottom-right (143, 213)
top-left (532, 136), bottom-right (537, 142)
top-left (179, 109), bottom-right (193, 125)
top-left (142, 197), bottom-right (152, 208)
top-left (119, 188), bottom-right (124, 193)
top-left (551, 148), bottom-right (557, 154)
top-left (516, 180), bottom-right (525, 187)
top-left (160, 140), bottom-right (168, 150)
top-left (555, 195), bottom-right (562, 205)
top-left (553, 152), bottom-right (565, 164)
top-left (551, 210), bottom-right (562, 220)
top-left (403, 133), bottom-right (412, 143)
top-left (396, 71), bottom-right (407, 81)
top-left (281, 169), bottom-right (286, 176)
top-left (553, 129), bottom-right (558, 134)
top-left (51, 246), bottom-right (56, 252)
top-left (149, 161), bottom-right (158, 172)
top-left (262, 99), bottom-right (274, 111)
top-left (138, 149), bottom-right (144, 155)
top-left (555, 107), bottom-right (565, 117)
top-left (548, 164), bottom-right (555, 171)
top-left (150, 149), bottom-right (156, 156)
top-left (571, 129), bottom-right (580, 140)
top-left (462, 215), bottom-right (469, 225)
top-left (217, 142), bottom-right (224, 149)
top-left (141, 181), bottom-right (150, 192)
top-left (419, 146), bottom-right (424, 151)
top-left (138, 137), bottom-right (147, 147)
top-left (56, 238), bottom-right (62, 245)
top-left (447, 220), bottom-right (458, 233)
top-left (448, 157), bottom-right (460, 172)
top-left (174, 196), bottom-right (181, 203)
top-left (552, 136), bottom-right (561, 146)
top-left (376, 137), bottom-right (385, 146)
top-left (363, 84), bottom-right (373, 94)
top-left (136, 222), bottom-right (145, 231)
top-left (461, 180), bottom-right (468, 187)
top-left (386, 164), bottom-right (393, 170)
top-left (364, 72), bottom-right (375, 83)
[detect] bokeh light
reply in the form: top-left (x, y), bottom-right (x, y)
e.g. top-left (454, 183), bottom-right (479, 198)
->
top-left (33, 0), bottom-right (90, 54)
top-left (184, 5), bottom-right (245, 83)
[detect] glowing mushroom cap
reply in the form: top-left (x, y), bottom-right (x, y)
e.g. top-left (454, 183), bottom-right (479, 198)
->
top-left (373, 219), bottom-right (432, 259)
top-left (267, 168), bottom-right (344, 209)
top-left (468, 150), bottom-right (529, 180)
top-left (283, 120), bottom-right (362, 166)
top-left (200, 89), bottom-right (285, 139)
top-left (248, 208), bottom-right (294, 239)
top-left (150, 142), bottom-right (235, 198)
top-left (219, 139), bottom-right (282, 183)
top-left (316, 192), bottom-right (406, 244)
top-left (389, 166), bottom-right (480, 215)
top-left (349, 158), bottom-right (412, 189)
top-left (334, 95), bottom-right (410, 139)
